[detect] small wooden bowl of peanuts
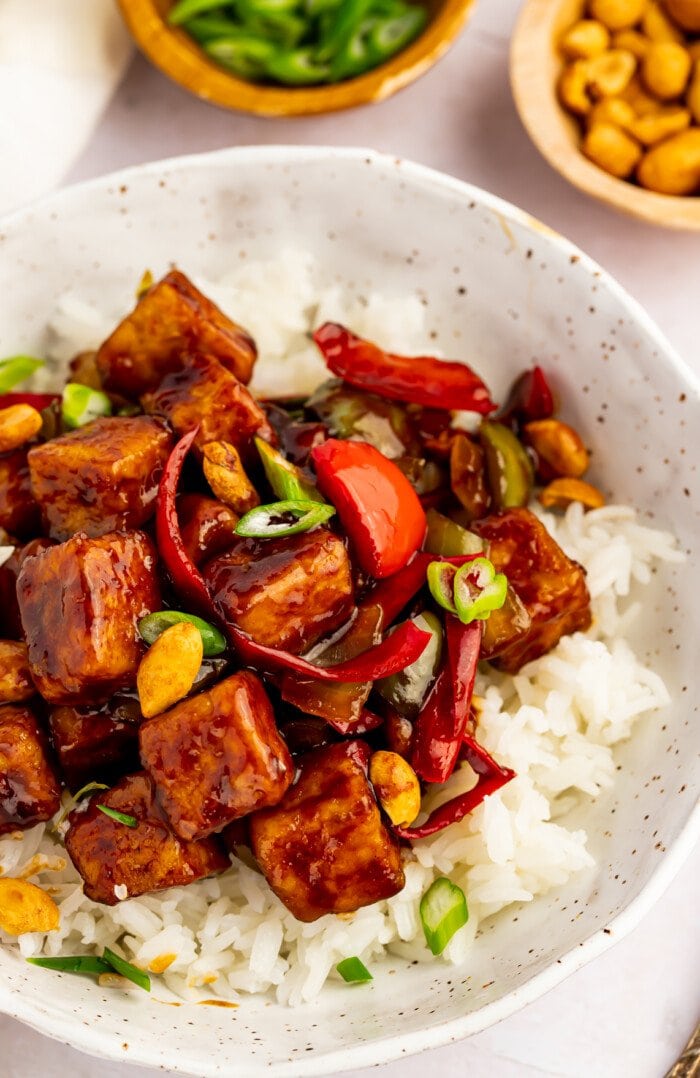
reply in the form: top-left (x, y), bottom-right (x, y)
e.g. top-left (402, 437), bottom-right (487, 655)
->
top-left (511, 0), bottom-right (700, 229)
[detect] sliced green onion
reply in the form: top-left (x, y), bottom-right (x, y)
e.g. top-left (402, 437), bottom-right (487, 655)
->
top-left (367, 5), bottom-right (426, 63)
top-left (235, 499), bottom-right (335, 538)
top-left (426, 561), bottom-right (458, 614)
top-left (419, 877), bottom-right (468, 956)
top-left (204, 35), bottom-right (278, 78)
top-left (328, 17), bottom-right (377, 80)
top-left (53, 781), bottom-right (109, 831)
top-left (0, 356), bottom-right (45, 392)
top-left (62, 383), bottom-right (112, 429)
top-left (97, 805), bottom-right (138, 829)
top-left (138, 610), bottom-right (227, 657)
top-left (184, 13), bottom-right (247, 42)
top-left (27, 955), bottom-right (112, 975)
top-left (316, 0), bottom-right (372, 61)
top-left (336, 956), bottom-right (373, 983)
top-left (103, 948), bottom-right (151, 992)
top-left (168, 0), bottom-right (227, 25)
top-left (255, 437), bottom-right (324, 503)
top-left (264, 46), bottom-right (332, 84)
top-left (453, 557), bottom-right (507, 625)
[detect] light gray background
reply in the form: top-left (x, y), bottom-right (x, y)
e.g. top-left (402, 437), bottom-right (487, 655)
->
top-left (2, 0), bottom-right (699, 1074)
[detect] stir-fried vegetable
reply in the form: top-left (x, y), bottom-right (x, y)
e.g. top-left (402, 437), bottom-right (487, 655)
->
top-left (424, 508), bottom-right (485, 557)
top-left (96, 805), bottom-right (138, 828)
top-left (138, 610), bottom-right (227, 657)
top-left (426, 561), bottom-right (458, 614)
top-left (453, 557), bottom-right (507, 625)
top-left (255, 436), bottom-right (323, 502)
top-left (235, 499), bottom-right (336, 537)
top-left (0, 355), bottom-right (44, 392)
top-left (419, 878), bottom-right (468, 955)
top-left (61, 383), bottom-right (112, 429)
top-left (480, 420), bottom-right (534, 509)
top-left (376, 611), bottom-right (443, 718)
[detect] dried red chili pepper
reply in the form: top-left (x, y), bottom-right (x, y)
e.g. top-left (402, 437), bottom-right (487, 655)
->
top-left (392, 759), bottom-right (515, 840)
top-left (411, 618), bottom-right (482, 784)
top-left (0, 392), bottom-right (60, 410)
top-left (313, 323), bottom-right (496, 414)
top-left (311, 438), bottom-right (426, 579)
top-left (498, 366), bottom-right (554, 426)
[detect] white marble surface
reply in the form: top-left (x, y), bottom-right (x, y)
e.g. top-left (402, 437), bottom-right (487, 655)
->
top-left (2, 0), bottom-right (699, 1074)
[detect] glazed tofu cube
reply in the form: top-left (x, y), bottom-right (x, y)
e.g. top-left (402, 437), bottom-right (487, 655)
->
top-left (0, 539), bottom-right (54, 640)
top-left (249, 740), bottom-right (405, 922)
top-left (28, 416), bottom-right (173, 542)
top-left (141, 352), bottom-right (273, 460)
top-left (203, 528), bottom-right (354, 654)
top-left (17, 530), bottom-right (161, 705)
top-left (0, 641), bottom-right (34, 704)
top-left (49, 694), bottom-right (142, 789)
top-left (0, 705), bottom-right (61, 834)
top-left (95, 269), bottom-right (257, 397)
top-left (139, 672), bottom-right (294, 841)
top-left (472, 507), bottom-right (591, 672)
top-left (64, 772), bottom-right (229, 905)
top-left (177, 493), bottom-right (239, 567)
top-left (0, 450), bottom-right (40, 539)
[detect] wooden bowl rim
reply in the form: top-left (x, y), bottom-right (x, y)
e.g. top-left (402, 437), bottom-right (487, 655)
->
top-left (117, 0), bottom-right (476, 117)
top-left (510, 0), bottom-right (700, 231)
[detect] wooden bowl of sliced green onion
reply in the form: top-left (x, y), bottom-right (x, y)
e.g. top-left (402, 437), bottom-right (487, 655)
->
top-left (117, 0), bottom-right (476, 115)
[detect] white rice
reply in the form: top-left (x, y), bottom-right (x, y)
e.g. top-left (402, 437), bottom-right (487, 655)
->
top-left (1, 252), bottom-right (683, 1006)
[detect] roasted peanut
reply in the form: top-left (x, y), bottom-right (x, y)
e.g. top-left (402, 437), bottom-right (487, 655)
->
top-left (665, 0), bottom-right (700, 31)
top-left (686, 59), bottom-right (700, 122)
top-left (611, 29), bottom-right (650, 60)
top-left (642, 1), bottom-right (685, 42)
top-left (561, 19), bottom-right (611, 59)
top-left (0, 878), bottom-right (60, 935)
top-left (0, 405), bottom-right (43, 454)
top-left (621, 74), bottom-right (664, 114)
top-left (642, 41), bottom-right (692, 98)
top-left (583, 122), bottom-right (643, 175)
top-left (587, 49), bottom-right (638, 97)
top-left (369, 750), bottom-right (421, 828)
top-left (637, 126), bottom-right (700, 191)
top-left (522, 419), bottom-right (590, 478)
top-left (137, 621), bottom-right (203, 719)
top-left (539, 478), bottom-right (606, 510)
top-left (630, 105), bottom-right (691, 143)
top-left (587, 96), bottom-right (637, 128)
top-left (202, 440), bottom-right (259, 514)
top-left (588, 0), bottom-right (646, 30)
top-left (559, 60), bottom-right (594, 113)
top-left (0, 640), bottom-right (34, 703)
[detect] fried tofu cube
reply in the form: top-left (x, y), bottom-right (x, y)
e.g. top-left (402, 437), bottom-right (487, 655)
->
top-left (17, 530), bottom-right (161, 705)
top-left (250, 740), bottom-right (405, 922)
top-left (177, 493), bottom-right (239, 567)
top-left (471, 507), bottom-right (591, 672)
top-left (0, 705), bottom-right (61, 834)
top-left (0, 539), bottom-right (54, 640)
top-left (204, 529), bottom-right (354, 654)
top-left (28, 416), bottom-right (173, 542)
top-left (0, 450), bottom-right (40, 539)
top-left (64, 772), bottom-right (229, 904)
top-left (141, 352), bottom-right (273, 460)
top-left (95, 270), bottom-right (257, 397)
top-left (0, 641), bottom-right (34, 704)
top-left (49, 695), bottom-right (142, 789)
top-left (139, 672), bottom-right (294, 841)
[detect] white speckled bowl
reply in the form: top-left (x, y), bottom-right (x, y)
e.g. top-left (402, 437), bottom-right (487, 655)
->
top-left (0, 146), bottom-right (698, 1076)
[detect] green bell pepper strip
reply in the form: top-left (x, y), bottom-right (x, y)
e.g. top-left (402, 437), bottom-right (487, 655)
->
top-left (27, 955), bottom-right (112, 975)
top-left (453, 557), bottom-right (507, 625)
top-left (0, 356), bottom-right (45, 392)
top-left (479, 420), bottom-right (534, 510)
top-left (426, 561), bottom-right (458, 614)
top-left (61, 383), bottom-right (112, 429)
top-left (102, 948), bottom-right (151, 992)
top-left (235, 499), bottom-right (335, 538)
top-left (264, 46), bottom-right (331, 84)
top-left (168, 0), bottom-right (230, 25)
top-left (204, 35), bottom-right (278, 78)
top-left (256, 437), bottom-right (325, 502)
top-left (336, 956), bottom-right (373, 983)
top-left (138, 610), bottom-right (227, 657)
top-left (424, 508), bottom-right (485, 557)
top-left (376, 611), bottom-right (443, 719)
top-left (419, 878), bottom-right (468, 955)
top-left (367, 5), bottom-right (427, 63)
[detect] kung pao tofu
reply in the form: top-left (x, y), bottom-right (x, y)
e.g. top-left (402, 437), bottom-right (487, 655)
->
top-left (0, 270), bottom-right (600, 936)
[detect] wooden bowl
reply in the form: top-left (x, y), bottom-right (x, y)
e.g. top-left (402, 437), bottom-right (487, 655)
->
top-left (510, 0), bottom-right (700, 230)
top-left (117, 0), bottom-right (476, 117)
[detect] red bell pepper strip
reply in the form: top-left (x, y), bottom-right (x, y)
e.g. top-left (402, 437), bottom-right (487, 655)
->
top-left (0, 392), bottom-right (60, 410)
top-left (229, 619), bottom-right (430, 683)
top-left (498, 366), bottom-right (554, 426)
top-left (392, 758), bottom-right (515, 840)
top-left (156, 427), bottom-right (217, 616)
top-left (313, 323), bottom-right (496, 414)
top-left (411, 618), bottom-right (482, 784)
top-left (312, 438), bottom-right (426, 579)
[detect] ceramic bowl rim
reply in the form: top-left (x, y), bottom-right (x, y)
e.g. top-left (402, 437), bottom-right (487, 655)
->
top-left (0, 145), bottom-right (698, 1076)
